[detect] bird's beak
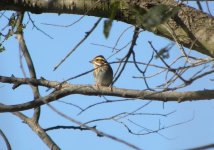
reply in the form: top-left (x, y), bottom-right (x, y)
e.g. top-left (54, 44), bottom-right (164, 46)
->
top-left (89, 60), bottom-right (93, 63)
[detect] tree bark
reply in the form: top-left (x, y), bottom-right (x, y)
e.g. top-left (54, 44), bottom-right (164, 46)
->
top-left (1, 75), bottom-right (214, 112)
top-left (1, 0), bottom-right (214, 57)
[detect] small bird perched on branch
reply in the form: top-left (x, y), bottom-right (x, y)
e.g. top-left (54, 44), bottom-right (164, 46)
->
top-left (90, 55), bottom-right (113, 88)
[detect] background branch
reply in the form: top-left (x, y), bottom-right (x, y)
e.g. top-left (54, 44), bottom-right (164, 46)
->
top-left (0, 129), bottom-right (11, 150)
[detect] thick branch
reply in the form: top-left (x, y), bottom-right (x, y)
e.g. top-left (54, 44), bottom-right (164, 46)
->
top-left (0, 0), bottom-right (214, 57)
top-left (12, 112), bottom-right (60, 150)
top-left (0, 75), bottom-right (214, 112)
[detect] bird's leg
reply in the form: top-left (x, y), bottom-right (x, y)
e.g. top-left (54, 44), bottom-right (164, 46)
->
top-left (95, 83), bottom-right (100, 90)
top-left (109, 84), bottom-right (113, 92)
top-left (94, 83), bottom-right (102, 97)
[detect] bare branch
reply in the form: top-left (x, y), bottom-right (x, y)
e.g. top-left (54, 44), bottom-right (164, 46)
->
top-left (188, 143), bottom-right (214, 150)
top-left (57, 100), bottom-right (84, 111)
top-left (12, 112), bottom-right (60, 150)
top-left (0, 75), bottom-right (214, 112)
top-left (46, 103), bottom-right (142, 150)
top-left (126, 114), bottom-right (194, 136)
top-left (27, 12), bottom-right (53, 39)
top-left (41, 0), bottom-right (101, 28)
top-left (44, 125), bottom-right (92, 132)
top-left (113, 27), bottom-right (140, 84)
top-left (15, 12), bottom-right (41, 123)
top-left (148, 41), bottom-right (187, 84)
top-left (53, 17), bottom-right (102, 71)
top-left (0, 129), bottom-right (11, 150)
top-left (0, 0), bottom-right (214, 56)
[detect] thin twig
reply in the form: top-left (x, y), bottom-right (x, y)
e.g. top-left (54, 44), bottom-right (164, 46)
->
top-left (112, 26), bottom-right (133, 52)
top-left (57, 100), bottom-right (84, 111)
top-left (45, 125), bottom-right (92, 132)
top-left (148, 41), bottom-right (187, 84)
top-left (53, 18), bottom-right (102, 71)
top-left (0, 129), bottom-right (12, 150)
top-left (113, 27), bottom-right (140, 85)
top-left (27, 12), bottom-right (53, 39)
top-left (47, 103), bottom-right (141, 150)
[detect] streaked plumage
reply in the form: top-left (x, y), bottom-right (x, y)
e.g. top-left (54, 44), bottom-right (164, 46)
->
top-left (90, 55), bottom-right (113, 87)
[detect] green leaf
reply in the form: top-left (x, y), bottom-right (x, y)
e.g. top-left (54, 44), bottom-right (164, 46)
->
top-left (0, 44), bottom-right (5, 53)
top-left (103, 19), bottom-right (113, 38)
top-left (142, 5), bottom-right (180, 28)
top-left (103, 0), bottom-right (120, 38)
top-left (9, 14), bottom-right (16, 26)
top-left (155, 43), bottom-right (174, 59)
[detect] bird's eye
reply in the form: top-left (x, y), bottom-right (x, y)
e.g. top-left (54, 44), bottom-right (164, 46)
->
top-left (96, 58), bottom-right (103, 62)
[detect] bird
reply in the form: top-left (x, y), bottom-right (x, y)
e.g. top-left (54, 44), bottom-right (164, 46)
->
top-left (90, 55), bottom-right (113, 88)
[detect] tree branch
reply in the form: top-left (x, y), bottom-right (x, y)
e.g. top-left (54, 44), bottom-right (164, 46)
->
top-left (0, 129), bottom-right (11, 150)
top-left (0, 75), bottom-right (214, 112)
top-left (53, 17), bottom-right (102, 71)
top-left (44, 125), bottom-right (93, 132)
top-left (0, 0), bottom-right (214, 57)
top-left (12, 112), bottom-right (60, 150)
top-left (46, 103), bottom-right (141, 150)
top-left (15, 12), bottom-right (41, 123)
top-left (188, 143), bottom-right (214, 150)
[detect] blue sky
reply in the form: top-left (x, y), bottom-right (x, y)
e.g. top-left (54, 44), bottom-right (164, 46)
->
top-left (0, 2), bottom-right (214, 150)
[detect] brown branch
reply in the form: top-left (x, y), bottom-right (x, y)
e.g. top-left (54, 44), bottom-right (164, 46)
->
top-left (0, 75), bottom-right (214, 112)
top-left (16, 12), bottom-right (41, 123)
top-left (12, 112), bottom-right (60, 150)
top-left (11, 12), bottom-right (59, 150)
top-left (27, 12), bottom-right (53, 39)
top-left (0, 0), bottom-right (213, 57)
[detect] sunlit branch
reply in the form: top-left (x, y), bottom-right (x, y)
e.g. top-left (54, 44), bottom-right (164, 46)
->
top-left (41, 0), bottom-right (101, 28)
top-left (0, 75), bottom-right (214, 112)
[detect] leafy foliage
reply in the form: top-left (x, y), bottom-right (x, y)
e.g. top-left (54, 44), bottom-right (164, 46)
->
top-left (103, 1), bottom-right (120, 38)
top-left (141, 5), bottom-right (180, 28)
top-left (0, 43), bottom-right (5, 52)
top-left (155, 43), bottom-right (174, 59)
top-left (103, 19), bottom-right (113, 38)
